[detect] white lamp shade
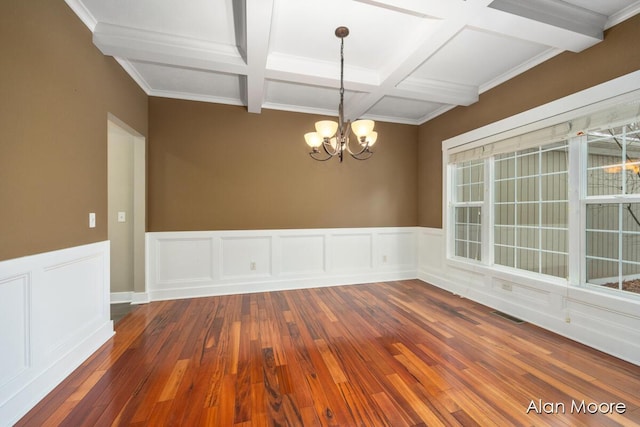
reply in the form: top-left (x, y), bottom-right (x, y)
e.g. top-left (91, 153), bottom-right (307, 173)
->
top-left (304, 132), bottom-right (323, 148)
top-left (315, 120), bottom-right (339, 138)
top-left (364, 131), bottom-right (377, 147)
top-left (351, 119), bottom-right (375, 138)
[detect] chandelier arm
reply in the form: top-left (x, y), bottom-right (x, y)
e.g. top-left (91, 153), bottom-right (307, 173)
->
top-left (322, 140), bottom-right (340, 156)
top-left (349, 151), bottom-right (374, 161)
top-left (344, 137), bottom-right (372, 157)
top-left (309, 151), bottom-right (333, 161)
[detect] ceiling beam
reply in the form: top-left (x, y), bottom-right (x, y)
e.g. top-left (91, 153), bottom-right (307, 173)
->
top-left (473, 2), bottom-right (604, 53)
top-left (244, 0), bottom-right (274, 113)
top-left (393, 77), bottom-right (478, 106)
top-left (487, 0), bottom-right (605, 47)
top-left (93, 22), bottom-right (247, 75)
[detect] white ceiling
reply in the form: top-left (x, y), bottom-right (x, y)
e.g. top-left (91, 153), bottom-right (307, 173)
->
top-left (66, 0), bottom-right (640, 125)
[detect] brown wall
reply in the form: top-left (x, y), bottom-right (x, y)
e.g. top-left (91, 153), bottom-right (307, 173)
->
top-left (4, 2), bottom-right (637, 259)
top-left (418, 14), bottom-right (640, 228)
top-left (0, 0), bottom-right (148, 261)
top-left (148, 98), bottom-right (418, 231)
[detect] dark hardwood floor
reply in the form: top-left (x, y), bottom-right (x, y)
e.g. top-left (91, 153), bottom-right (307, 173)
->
top-left (17, 280), bottom-right (640, 426)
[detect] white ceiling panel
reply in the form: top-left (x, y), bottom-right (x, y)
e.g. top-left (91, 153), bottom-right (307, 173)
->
top-left (264, 80), bottom-right (359, 115)
top-left (367, 96), bottom-right (448, 124)
top-left (132, 61), bottom-right (244, 104)
top-left (409, 27), bottom-right (551, 88)
top-left (269, 0), bottom-right (435, 71)
top-left (81, 0), bottom-right (237, 44)
top-left (66, 0), bottom-right (640, 125)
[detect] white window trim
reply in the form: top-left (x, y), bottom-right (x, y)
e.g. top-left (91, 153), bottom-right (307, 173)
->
top-left (568, 135), bottom-right (583, 286)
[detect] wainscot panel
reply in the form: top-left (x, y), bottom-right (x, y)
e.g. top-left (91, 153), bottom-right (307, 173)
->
top-left (418, 227), bottom-right (640, 366)
top-left (279, 235), bottom-right (325, 275)
top-left (0, 241), bottom-right (113, 427)
top-left (146, 228), bottom-right (419, 301)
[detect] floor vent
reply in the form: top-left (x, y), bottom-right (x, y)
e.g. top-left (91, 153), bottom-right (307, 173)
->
top-left (491, 311), bottom-right (525, 324)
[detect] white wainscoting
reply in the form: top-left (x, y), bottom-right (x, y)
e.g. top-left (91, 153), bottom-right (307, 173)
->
top-left (0, 241), bottom-right (113, 427)
top-left (146, 227), bottom-right (418, 301)
top-left (418, 227), bottom-right (640, 366)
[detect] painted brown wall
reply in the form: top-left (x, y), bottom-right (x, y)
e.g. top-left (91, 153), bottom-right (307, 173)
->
top-left (148, 98), bottom-right (418, 231)
top-left (418, 14), bottom-right (640, 228)
top-left (0, 0), bottom-right (148, 261)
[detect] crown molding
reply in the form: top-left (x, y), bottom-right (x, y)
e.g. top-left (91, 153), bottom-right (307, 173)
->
top-left (148, 89), bottom-right (245, 107)
top-left (93, 22), bottom-right (247, 75)
top-left (606, 1), bottom-right (640, 29)
top-left (114, 58), bottom-right (153, 95)
top-left (64, 0), bottom-right (97, 31)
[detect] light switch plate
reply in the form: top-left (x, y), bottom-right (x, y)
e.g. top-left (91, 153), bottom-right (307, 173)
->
top-left (89, 213), bottom-right (96, 228)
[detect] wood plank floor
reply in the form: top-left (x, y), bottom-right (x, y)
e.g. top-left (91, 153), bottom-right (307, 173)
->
top-left (17, 280), bottom-right (640, 426)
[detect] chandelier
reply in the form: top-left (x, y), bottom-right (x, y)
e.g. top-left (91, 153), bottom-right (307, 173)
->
top-left (304, 26), bottom-right (377, 162)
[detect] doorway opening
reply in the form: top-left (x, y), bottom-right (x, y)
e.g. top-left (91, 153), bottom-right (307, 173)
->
top-left (107, 114), bottom-right (146, 313)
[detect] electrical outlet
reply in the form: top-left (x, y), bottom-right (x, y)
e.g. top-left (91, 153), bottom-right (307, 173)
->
top-left (501, 283), bottom-right (513, 291)
top-left (250, 261), bottom-right (256, 271)
top-left (117, 211), bottom-right (126, 222)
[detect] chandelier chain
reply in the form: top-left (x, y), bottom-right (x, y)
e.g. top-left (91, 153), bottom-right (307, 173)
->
top-left (340, 37), bottom-right (345, 103)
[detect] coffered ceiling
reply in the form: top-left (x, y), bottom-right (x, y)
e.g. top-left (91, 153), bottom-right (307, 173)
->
top-left (66, 0), bottom-right (640, 125)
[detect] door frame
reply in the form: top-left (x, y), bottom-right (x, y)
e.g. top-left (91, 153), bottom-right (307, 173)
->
top-left (108, 113), bottom-right (147, 303)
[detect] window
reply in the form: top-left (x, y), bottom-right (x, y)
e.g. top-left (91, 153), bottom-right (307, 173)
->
top-left (494, 142), bottom-right (569, 278)
top-left (585, 123), bottom-right (640, 294)
top-left (446, 96), bottom-right (640, 297)
top-left (452, 160), bottom-right (483, 261)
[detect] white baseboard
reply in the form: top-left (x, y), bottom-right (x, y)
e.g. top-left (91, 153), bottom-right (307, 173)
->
top-left (149, 270), bottom-right (418, 301)
top-left (131, 292), bottom-right (150, 304)
top-left (0, 241), bottom-right (113, 426)
top-left (110, 291), bottom-right (150, 304)
top-left (110, 291), bottom-right (133, 304)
